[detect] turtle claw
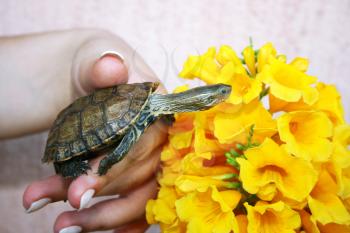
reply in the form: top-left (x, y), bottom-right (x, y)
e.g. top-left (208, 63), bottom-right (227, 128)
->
top-left (97, 167), bottom-right (108, 176)
top-left (54, 158), bottom-right (91, 178)
top-left (97, 159), bottom-right (110, 176)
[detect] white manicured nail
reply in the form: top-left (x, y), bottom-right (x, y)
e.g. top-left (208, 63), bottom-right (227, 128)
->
top-left (59, 226), bottom-right (82, 233)
top-left (26, 198), bottom-right (52, 213)
top-left (100, 50), bottom-right (125, 61)
top-left (79, 189), bottom-right (95, 210)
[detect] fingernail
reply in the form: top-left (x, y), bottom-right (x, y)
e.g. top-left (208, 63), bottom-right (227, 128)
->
top-left (59, 226), bottom-right (82, 233)
top-left (100, 50), bottom-right (125, 61)
top-left (25, 198), bottom-right (52, 213)
top-left (79, 189), bottom-right (95, 210)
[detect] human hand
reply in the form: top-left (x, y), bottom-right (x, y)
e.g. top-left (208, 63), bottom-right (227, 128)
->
top-left (21, 30), bottom-right (167, 233)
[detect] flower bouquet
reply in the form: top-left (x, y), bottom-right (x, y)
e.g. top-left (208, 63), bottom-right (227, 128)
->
top-left (146, 43), bottom-right (350, 233)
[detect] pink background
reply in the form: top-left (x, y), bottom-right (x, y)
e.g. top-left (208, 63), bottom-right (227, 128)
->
top-left (0, 1), bottom-right (349, 232)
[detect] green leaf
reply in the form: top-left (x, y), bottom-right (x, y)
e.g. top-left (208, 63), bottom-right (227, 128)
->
top-left (212, 173), bottom-right (238, 180)
top-left (259, 87), bottom-right (270, 100)
top-left (249, 37), bottom-right (253, 48)
top-left (236, 143), bottom-right (245, 151)
top-left (226, 182), bottom-right (242, 189)
top-left (225, 152), bottom-right (232, 158)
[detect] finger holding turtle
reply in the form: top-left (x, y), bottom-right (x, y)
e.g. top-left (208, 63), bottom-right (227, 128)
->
top-left (23, 35), bottom-right (169, 233)
top-left (24, 121), bottom-right (165, 233)
top-left (63, 120), bottom-right (167, 210)
top-left (54, 177), bottom-right (158, 233)
top-left (23, 118), bottom-right (166, 208)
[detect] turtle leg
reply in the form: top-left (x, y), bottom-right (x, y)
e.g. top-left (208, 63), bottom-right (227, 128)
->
top-left (98, 127), bottom-right (138, 175)
top-left (54, 157), bottom-right (91, 178)
top-left (160, 114), bottom-right (175, 126)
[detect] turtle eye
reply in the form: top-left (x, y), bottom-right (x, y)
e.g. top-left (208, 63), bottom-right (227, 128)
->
top-left (221, 88), bottom-right (228, 94)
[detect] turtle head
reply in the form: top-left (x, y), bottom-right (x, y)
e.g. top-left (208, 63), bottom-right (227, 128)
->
top-left (149, 84), bottom-right (231, 115)
top-left (181, 84), bottom-right (232, 110)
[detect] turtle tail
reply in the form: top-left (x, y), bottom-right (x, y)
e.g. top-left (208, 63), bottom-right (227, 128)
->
top-left (54, 157), bottom-right (91, 178)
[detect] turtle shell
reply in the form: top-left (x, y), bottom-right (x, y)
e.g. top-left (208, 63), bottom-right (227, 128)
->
top-left (42, 82), bottom-right (159, 163)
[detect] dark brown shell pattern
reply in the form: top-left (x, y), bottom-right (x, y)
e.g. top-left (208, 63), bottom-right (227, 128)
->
top-left (42, 82), bottom-right (158, 163)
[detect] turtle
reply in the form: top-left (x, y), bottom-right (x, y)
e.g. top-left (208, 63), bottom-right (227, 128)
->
top-left (42, 82), bottom-right (231, 178)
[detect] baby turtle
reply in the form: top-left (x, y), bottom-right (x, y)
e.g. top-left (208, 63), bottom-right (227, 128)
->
top-left (43, 82), bottom-right (231, 178)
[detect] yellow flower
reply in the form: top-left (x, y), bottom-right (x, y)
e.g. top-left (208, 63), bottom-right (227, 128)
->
top-left (193, 128), bottom-right (222, 156)
top-left (272, 191), bottom-right (308, 210)
top-left (218, 62), bottom-right (262, 104)
top-left (193, 113), bottom-right (223, 156)
top-left (180, 152), bottom-right (234, 176)
top-left (175, 186), bottom-right (241, 233)
top-left (216, 45), bottom-right (244, 69)
top-left (331, 125), bottom-right (350, 199)
top-left (159, 221), bottom-right (186, 233)
top-left (299, 209), bottom-right (320, 233)
top-left (237, 138), bottom-right (318, 201)
top-left (158, 146), bottom-right (183, 187)
top-left (277, 111), bottom-right (333, 161)
top-left (242, 46), bottom-right (256, 76)
top-left (169, 113), bottom-right (194, 135)
top-left (308, 169), bottom-right (350, 225)
top-left (175, 150), bottom-right (237, 192)
top-left (169, 131), bottom-right (193, 150)
top-left (179, 47), bottom-right (219, 84)
top-left (214, 100), bottom-right (276, 144)
top-left (175, 174), bottom-right (235, 193)
top-left (173, 84), bottom-right (190, 93)
top-left (159, 169), bottom-right (181, 187)
top-left (236, 214), bottom-right (248, 233)
top-left (290, 57), bottom-right (309, 73)
top-left (299, 209), bottom-right (350, 233)
top-left (245, 201), bottom-right (301, 233)
top-left (334, 124), bottom-right (350, 146)
top-left (150, 42), bottom-right (350, 232)
top-left (258, 58), bottom-right (319, 105)
top-left (317, 223), bottom-right (350, 233)
top-left (269, 82), bottom-right (345, 126)
top-left (146, 186), bottom-right (179, 225)
top-left (314, 83), bottom-right (345, 125)
top-left (257, 42), bottom-right (277, 72)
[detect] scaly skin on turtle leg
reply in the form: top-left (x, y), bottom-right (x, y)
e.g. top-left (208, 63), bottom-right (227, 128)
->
top-left (98, 126), bottom-right (137, 175)
top-left (98, 109), bottom-right (156, 175)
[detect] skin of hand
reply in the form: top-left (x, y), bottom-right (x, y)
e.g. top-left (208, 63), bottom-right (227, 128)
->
top-left (0, 29), bottom-right (167, 233)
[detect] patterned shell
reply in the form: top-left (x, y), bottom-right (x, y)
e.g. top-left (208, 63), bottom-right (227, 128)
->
top-left (42, 82), bottom-right (158, 163)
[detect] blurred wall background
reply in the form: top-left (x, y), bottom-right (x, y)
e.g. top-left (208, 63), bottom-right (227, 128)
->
top-left (0, 0), bottom-right (349, 232)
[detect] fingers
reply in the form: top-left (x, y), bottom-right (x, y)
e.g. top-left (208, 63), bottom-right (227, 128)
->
top-left (66, 122), bottom-right (166, 209)
top-left (23, 175), bottom-right (71, 213)
top-left (97, 145), bottom-right (162, 196)
top-left (68, 130), bottom-right (162, 208)
top-left (23, 114), bottom-right (166, 213)
top-left (54, 178), bottom-right (157, 233)
top-left (113, 218), bottom-right (149, 233)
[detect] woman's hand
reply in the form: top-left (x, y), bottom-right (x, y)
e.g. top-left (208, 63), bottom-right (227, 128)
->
top-left (3, 29), bottom-right (167, 233)
top-left (24, 121), bottom-right (165, 233)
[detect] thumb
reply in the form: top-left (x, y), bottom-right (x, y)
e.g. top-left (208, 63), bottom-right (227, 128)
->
top-left (70, 34), bottom-right (163, 97)
top-left (70, 35), bottom-right (134, 97)
top-left (73, 51), bottom-right (128, 96)
top-left (90, 53), bottom-right (128, 90)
